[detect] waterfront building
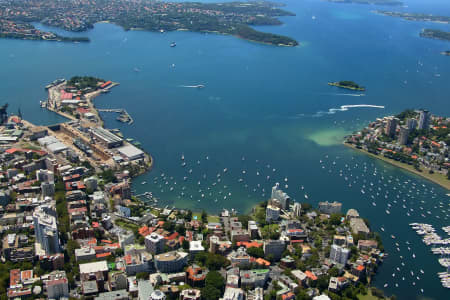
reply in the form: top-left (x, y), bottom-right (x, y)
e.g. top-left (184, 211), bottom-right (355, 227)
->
top-left (33, 205), bottom-right (60, 254)
top-left (265, 205), bottom-right (280, 222)
top-left (318, 201), bottom-right (342, 215)
top-left (117, 144), bottom-right (145, 161)
top-left (398, 126), bottom-right (410, 145)
top-left (407, 118), bottom-right (418, 130)
top-left (345, 209), bottom-right (359, 220)
top-left (418, 110), bottom-right (430, 130)
top-left (293, 202), bottom-right (301, 218)
top-left (145, 233), bottom-right (165, 254)
top-left (329, 245), bottom-right (350, 265)
top-left (271, 183), bottom-right (290, 210)
top-left (349, 218), bottom-right (370, 236)
top-left (385, 117), bottom-right (398, 137)
top-left (91, 127), bottom-right (123, 148)
top-left (263, 240), bottom-right (285, 261)
top-left (154, 251), bottom-right (188, 273)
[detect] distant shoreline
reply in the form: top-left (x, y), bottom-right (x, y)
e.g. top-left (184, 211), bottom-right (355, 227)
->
top-left (344, 143), bottom-right (450, 190)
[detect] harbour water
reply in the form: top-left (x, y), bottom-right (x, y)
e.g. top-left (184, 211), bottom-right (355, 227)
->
top-left (1, 0), bottom-right (450, 298)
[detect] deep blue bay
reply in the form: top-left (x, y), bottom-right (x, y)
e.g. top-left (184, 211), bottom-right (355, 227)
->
top-left (1, 0), bottom-right (450, 298)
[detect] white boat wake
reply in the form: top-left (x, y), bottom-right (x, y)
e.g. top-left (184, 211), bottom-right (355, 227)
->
top-left (314, 104), bottom-right (385, 117)
top-left (179, 85), bottom-right (205, 88)
top-left (321, 93), bottom-right (366, 97)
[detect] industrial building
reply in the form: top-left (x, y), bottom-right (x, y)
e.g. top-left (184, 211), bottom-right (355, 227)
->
top-left (91, 127), bottom-right (123, 148)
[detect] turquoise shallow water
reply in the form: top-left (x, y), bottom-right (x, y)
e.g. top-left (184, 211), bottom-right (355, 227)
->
top-left (1, 0), bottom-right (450, 298)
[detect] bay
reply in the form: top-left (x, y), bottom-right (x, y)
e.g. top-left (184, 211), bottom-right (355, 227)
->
top-left (1, 0), bottom-right (449, 298)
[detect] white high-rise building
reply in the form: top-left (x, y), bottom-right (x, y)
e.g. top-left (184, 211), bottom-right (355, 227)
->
top-left (33, 206), bottom-right (60, 254)
top-left (329, 244), bottom-right (350, 265)
top-left (271, 183), bottom-right (290, 210)
top-left (265, 205), bottom-right (280, 222)
top-left (418, 110), bottom-right (430, 130)
top-left (145, 233), bottom-right (165, 254)
top-left (293, 202), bottom-right (302, 218)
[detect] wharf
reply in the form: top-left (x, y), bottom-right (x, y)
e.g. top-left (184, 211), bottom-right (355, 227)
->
top-left (97, 108), bottom-right (134, 124)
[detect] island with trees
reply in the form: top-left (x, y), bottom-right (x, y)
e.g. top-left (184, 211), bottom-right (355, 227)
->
top-left (420, 29), bottom-right (450, 42)
top-left (0, 0), bottom-right (298, 46)
top-left (374, 11), bottom-right (450, 24)
top-left (328, 81), bottom-right (366, 91)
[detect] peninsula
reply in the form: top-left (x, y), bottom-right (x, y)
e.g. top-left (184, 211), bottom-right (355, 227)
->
top-left (328, 81), bottom-right (366, 91)
top-left (420, 29), bottom-right (450, 42)
top-left (374, 11), bottom-right (450, 24)
top-left (344, 109), bottom-right (450, 190)
top-left (0, 0), bottom-right (298, 46)
top-left (41, 76), bottom-right (152, 177)
top-left (326, 0), bottom-right (403, 6)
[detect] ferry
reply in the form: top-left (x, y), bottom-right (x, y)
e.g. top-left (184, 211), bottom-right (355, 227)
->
top-left (170, 42), bottom-right (176, 47)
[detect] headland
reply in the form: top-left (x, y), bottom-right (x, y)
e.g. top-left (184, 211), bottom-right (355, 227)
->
top-left (344, 109), bottom-right (450, 190)
top-left (0, 0), bottom-right (298, 46)
top-left (420, 29), bottom-right (450, 42)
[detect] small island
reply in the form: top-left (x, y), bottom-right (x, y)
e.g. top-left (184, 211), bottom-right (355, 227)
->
top-left (441, 51), bottom-right (450, 56)
top-left (374, 11), bottom-right (450, 24)
top-left (420, 29), bottom-right (450, 42)
top-left (328, 81), bottom-right (366, 91)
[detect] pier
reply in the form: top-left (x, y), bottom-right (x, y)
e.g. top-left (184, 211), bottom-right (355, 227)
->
top-left (97, 108), bottom-right (134, 124)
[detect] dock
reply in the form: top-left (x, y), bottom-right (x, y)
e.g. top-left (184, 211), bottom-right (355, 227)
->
top-left (97, 108), bottom-right (134, 124)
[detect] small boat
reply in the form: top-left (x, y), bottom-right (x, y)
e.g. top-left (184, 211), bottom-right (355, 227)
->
top-left (142, 181), bottom-right (147, 185)
top-left (170, 42), bottom-right (176, 47)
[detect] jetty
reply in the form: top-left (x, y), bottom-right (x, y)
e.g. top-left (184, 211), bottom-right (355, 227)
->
top-left (97, 108), bottom-right (134, 124)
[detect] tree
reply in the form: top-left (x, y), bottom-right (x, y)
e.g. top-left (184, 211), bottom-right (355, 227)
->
top-left (238, 215), bottom-right (251, 229)
top-left (201, 285), bottom-right (221, 300)
top-left (205, 271), bottom-right (225, 291)
top-left (247, 246), bottom-right (264, 258)
top-left (136, 272), bottom-right (149, 280)
top-left (185, 210), bottom-right (192, 221)
top-left (201, 210), bottom-right (208, 223)
top-left (182, 239), bottom-right (189, 250)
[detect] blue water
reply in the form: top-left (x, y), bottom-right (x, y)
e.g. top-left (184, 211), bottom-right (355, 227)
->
top-left (1, 0), bottom-right (450, 298)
